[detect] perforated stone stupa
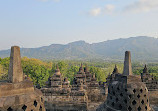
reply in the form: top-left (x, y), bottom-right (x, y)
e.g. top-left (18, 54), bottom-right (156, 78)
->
top-left (0, 46), bottom-right (45, 111)
top-left (98, 51), bottom-right (154, 111)
top-left (141, 65), bottom-right (158, 91)
top-left (141, 65), bottom-right (158, 107)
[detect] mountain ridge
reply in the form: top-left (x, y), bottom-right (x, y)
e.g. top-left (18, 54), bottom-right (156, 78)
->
top-left (0, 36), bottom-right (158, 61)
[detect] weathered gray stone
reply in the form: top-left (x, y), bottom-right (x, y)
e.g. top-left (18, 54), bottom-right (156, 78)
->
top-left (123, 51), bottom-right (133, 75)
top-left (42, 64), bottom-right (106, 111)
top-left (141, 65), bottom-right (158, 91)
top-left (97, 51), bottom-right (154, 111)
top-left (8, 46), bottom-right (23, 83)
top-left (0, 46), bottom-right (45, 111)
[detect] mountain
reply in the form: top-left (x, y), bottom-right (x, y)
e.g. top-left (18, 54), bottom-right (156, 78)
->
top-left (1, 36), bottom-right (158, 61)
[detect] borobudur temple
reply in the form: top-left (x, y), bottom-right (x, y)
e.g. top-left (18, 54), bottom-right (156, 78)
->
top-left (0, 46), bottom-right (45, 111)
top-left (98, 51), bottom-right (154, 111)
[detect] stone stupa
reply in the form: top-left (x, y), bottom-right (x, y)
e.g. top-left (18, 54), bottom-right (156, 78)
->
top-left (99, 51), bottom-right (154, 111)
top-left (0, 46), bottom-right (45, 111)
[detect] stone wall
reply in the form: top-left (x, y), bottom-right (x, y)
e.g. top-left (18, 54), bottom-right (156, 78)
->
top-left (42, 89), bottom-right (88, 111)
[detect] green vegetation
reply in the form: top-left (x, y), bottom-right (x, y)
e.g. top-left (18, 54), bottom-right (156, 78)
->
top-left (0, 57), bottom-right (9, 80)
top-left (21, 57), bottom-right (52, 87)
top-left (0, 57), bottom-right (158, 87)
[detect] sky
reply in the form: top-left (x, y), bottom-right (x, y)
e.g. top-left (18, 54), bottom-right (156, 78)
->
top-left (0, 0), bottom-right (158, 50)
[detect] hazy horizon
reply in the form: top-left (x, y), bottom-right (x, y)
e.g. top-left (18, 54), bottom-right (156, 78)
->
top-left (1, 0), bottom-right (158, 50)
top-left (0, 36), bottom-right (157, 51)
top-left (0, 36), bottom-right (158, 51)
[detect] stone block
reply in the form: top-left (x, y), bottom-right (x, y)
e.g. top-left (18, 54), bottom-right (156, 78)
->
top-left (0, 80), bottom-right (34, 97)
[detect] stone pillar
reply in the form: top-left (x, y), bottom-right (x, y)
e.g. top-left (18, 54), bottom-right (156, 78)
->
top-left (123, 51), bottom-right (132, 75)
top-left (143, 64), bottom-right (148, 73)
top-left (79, 63), bottom-right (84, 73)
top-left (113, 65), bottom-right (118, 74)
top-left (8, 46), bottom-right (23, 83)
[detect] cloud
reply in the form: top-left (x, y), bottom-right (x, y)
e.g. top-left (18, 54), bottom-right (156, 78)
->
top-left (89, 8), bottom-right (101, 16)
top-left (124, 0), bottom-right (158, 13)
top-left (89, 4), bottom-right (115, 16)
top-left (88, 0), bottom-right (158, 16)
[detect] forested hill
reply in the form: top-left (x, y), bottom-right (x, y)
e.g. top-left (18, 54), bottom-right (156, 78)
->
top-left (1, 36), bottom-right (158, 61)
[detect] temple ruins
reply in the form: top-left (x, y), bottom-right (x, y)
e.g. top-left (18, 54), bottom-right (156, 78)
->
top-left (41, 64), bottom-right (107, 111)
top-left (97, 51), bottom-right (155, 111)
top-left (141, 65), bottom-right (158, 108)
top-left (0, 46), bottom-right (158, 111)
top-left (0, 46), bottom-right (45, 111)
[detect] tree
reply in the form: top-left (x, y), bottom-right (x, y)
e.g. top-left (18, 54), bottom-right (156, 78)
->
top-left (66, 65), bottom-right (79, 84)
top-left (21, 57), bottom-right (51, 87)
top-left (57, 61), bottom-right (68, 77)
